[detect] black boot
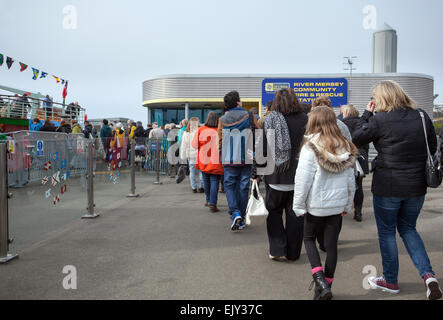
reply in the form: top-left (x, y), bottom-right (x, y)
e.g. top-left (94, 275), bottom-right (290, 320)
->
top-left (354, 206), bottom-right (362, 222)
top-left (310, 271), bottom-right (332, 300)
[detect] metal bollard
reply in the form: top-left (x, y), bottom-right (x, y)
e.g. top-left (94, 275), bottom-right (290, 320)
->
top-left (127, 139), bottom-right (139, 198)
top-left (82, 141), bottom-right (100, 219)
top-left (153, 138), bottom-right (162, 185)
top-left (0, 143), bottom-right (19, 264)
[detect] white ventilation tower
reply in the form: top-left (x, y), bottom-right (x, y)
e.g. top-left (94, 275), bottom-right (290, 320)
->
top-left (372, 23), bottom-right (398, 73)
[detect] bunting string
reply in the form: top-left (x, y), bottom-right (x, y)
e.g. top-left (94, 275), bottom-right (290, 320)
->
top-left (0, 52), bottom-right (68, 85)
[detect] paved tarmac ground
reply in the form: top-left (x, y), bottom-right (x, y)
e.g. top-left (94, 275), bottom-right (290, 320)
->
top-left (1, 170), bottom-right (443, 300)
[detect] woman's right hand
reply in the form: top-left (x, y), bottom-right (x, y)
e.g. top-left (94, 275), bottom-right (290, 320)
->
top-left (366, 101), bottom-right (376, 113)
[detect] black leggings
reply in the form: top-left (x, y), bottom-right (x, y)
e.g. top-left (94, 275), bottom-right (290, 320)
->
top-left (354, 175), bottom-right (364, 210)
top-left (304, 213), bottom-right (342, 279)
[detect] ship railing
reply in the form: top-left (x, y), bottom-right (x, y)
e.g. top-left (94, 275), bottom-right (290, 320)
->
top-left (0, 94), bottom-right (85, 123)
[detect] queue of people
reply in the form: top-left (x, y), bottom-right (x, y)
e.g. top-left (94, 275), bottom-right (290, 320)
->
top-left (174, 82), bottom-right (442, 301)
top-left (30, 118), bottom-right (97, 138)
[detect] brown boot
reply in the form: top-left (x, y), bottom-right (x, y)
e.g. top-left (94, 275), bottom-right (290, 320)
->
top-left (209, 205), bottom-right (219, 213)
top-left (204, 202), bottom-right (210, 207)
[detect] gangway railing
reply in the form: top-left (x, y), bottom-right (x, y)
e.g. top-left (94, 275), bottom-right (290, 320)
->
top-left (0, 94), bottom-right (85, 123)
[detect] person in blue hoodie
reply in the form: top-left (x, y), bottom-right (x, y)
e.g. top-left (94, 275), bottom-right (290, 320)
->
top-left (218, 91), bottom-right (256, 231)
top-left (31, 118), bottom-right (43, 131)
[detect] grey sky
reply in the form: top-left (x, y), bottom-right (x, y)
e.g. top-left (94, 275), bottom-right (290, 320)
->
top-left (1, 0), bottom-right (442, 122)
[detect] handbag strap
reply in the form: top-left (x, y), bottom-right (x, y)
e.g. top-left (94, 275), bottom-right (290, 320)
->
top-left (419, 111), bottom-right (433, 163)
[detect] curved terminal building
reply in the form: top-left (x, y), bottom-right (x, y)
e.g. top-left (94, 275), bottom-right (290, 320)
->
top-left (142, 73), bottom-right (434, 125)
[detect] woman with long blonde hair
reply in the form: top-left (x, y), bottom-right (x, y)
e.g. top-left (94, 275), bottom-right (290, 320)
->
top-left (180, 117), bottom-right (204, 193)
top-left (353, 80), bottom-right (442, 300)
top-left (293, 106), bottom-right (357, 300)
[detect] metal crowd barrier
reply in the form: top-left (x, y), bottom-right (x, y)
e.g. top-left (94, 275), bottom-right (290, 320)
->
top-left (0, 133), bottom-right (182, 263)
top-left (5, 131), bottom-right (88, 188)
top-left (144, 138), bottom-right (170, 176)
top-left (0, 142), bottom-right (18, 264)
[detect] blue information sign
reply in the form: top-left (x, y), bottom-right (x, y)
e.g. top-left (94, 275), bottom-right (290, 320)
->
top-left (262, 78), bottom-right (348, 107)
top-left (36, 140), bottom-right (44, 156)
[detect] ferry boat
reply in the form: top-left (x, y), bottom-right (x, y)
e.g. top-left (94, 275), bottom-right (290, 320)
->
top-left (0, 84), bottom-right (85, 133)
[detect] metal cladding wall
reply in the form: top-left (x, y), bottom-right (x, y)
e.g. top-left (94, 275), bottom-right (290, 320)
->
top-left (143, 73), bottom-right (434, 116)
top-left (143, 75), bottom-right (262, 100)
top-left (348, 74), bottom-right (434, 115)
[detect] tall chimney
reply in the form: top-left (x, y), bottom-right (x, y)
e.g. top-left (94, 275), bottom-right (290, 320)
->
top-left (372, 23), bottom-right (397, 73)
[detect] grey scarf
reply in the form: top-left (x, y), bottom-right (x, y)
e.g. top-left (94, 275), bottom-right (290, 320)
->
top-left (264, 111), bottom-right (291, 171)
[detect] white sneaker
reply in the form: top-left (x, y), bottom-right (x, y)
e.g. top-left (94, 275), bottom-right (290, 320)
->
top-left (425, 276), bottom-right (443, 300)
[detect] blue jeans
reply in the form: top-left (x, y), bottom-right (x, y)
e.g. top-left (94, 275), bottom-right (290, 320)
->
top-left (202, 172), bottom-right (221, 206)
top-left (373, 195), bottom-right (435, 284)
top-left (189, 160), bottom-right (203, 190)
top-left (223, 165), bottom-right (251, 217)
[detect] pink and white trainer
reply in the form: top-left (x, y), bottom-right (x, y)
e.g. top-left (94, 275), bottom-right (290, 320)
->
top-left (368, 275), bottom-right (400, 294)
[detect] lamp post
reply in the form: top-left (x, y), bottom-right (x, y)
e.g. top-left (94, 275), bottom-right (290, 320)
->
top-left (343, 56), bottom-right (357, 103)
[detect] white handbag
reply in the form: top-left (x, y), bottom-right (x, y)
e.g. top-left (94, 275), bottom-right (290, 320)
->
top-left (245, 180), bottom-right (269, 225)
top-left (355, 159), bottom-right (365, 177)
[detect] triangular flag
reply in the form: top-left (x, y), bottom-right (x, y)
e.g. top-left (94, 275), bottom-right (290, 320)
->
top-left (61, 79), bottom-right (65, 85)
top-left (32, 68), bottom-right (39, 80)
top-left (6, 57), bottom-right (14, 69)
top-left (40, 72), bottom-right (48, 78)
top-left (0, 54), bottom-right (3, 66)
top-left (52, 75), bottom-right (60, 83)
top-left (19, 62), bottom-right (28, 72)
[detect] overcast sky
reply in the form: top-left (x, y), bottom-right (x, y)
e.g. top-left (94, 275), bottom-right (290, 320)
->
top-left (1, 0), bottom-right (442, 123)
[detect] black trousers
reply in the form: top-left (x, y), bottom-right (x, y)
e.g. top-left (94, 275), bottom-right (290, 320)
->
top-left (265, 185), bottom-right (304, 261)
top-left (304, 213), bottom-right (342, 279)
top-left (354, 175), bottom-right (364, 211)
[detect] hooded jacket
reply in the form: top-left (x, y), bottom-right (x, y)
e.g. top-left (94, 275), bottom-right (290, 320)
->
top-left (217, 107), bottom-right (252, 166)
top-left (292, 134), bottom-right (357, 217)
top-left (72, 123), bottom-right (82, 134)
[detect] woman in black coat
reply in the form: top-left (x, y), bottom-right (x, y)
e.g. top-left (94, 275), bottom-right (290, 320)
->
top-left (353, 80), bottom-right (441, 300)
top-left (341, 105), bottom-right (369, 222)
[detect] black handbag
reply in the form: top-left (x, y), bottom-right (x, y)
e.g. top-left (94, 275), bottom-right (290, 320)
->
top-left (176, 164), bottom-right (186, 184)
top-left (419, 111), bottom-right (442, 188)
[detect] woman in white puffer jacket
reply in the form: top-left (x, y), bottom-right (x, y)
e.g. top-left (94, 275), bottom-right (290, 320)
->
top-left (293, 106), bottom-right (357, 300)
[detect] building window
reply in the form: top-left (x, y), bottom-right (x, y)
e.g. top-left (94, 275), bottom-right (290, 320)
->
top-left (151, 107), bottom-right (223, 126)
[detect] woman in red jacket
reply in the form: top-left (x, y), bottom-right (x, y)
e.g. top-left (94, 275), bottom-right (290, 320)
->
top-left (192, 112), bottom-right (224, 212)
